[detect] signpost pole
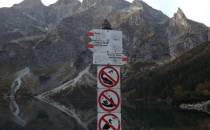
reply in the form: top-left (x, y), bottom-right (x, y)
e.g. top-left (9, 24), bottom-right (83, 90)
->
top-left (87, 28), bottom-right (128, 130)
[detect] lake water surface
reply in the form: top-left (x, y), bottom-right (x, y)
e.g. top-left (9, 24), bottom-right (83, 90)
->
top-left (0, 98), bottom-right (210, 130)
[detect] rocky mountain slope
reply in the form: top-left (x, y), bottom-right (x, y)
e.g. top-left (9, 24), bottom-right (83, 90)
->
top-left (0, 0), bottom-right (208, 97)
top-left (126, 41), bottom-right (210, 104)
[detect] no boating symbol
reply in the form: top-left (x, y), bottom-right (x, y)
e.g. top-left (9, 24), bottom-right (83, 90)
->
top-left (98, 113), bottom-right (121, 130)
top-left (98, 89), bottom-right (121, 112)
top-left (97, 66), bottom-right (120, 88)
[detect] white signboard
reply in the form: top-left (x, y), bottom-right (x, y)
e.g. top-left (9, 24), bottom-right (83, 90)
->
top-left (97, 66), bottom-right (120, 89)
top-left (98, 113), bottom-right (121, 130)
top-left (87, 29), bottom-right (123, 53)
top-left (93, 52), bottom-right (128, 65)
top-left (97, 89), bottom-right (121, 113)
top-left (87, 29), bottom-right (125, 130)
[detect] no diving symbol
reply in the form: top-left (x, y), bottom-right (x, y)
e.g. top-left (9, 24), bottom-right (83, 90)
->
top-left (99, 114), bottom-right (121, 130)
top-left (98, 66), bottom-right (120, 88)
top-left (98, 89), bottom-right (120, 112)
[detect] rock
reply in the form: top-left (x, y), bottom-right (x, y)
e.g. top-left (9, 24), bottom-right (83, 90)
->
top-left (180, 100), bottom-right (210, 114)
top-left (168, 8), bottom-right (208, 58)
top-left (48, 0), bottom-right (81, 25)
top-left (13, 0), bottom-right (44, 9)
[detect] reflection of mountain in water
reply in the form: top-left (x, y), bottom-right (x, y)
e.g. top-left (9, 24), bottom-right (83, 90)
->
top-left (3, 65), bottom-right (210, 130)
top-left (1, 98), bottom-right (210, 130)
top-left (9, 67), bottom-right (30, 127)
top-left (123, 102), bottom-right (210, 130)
top-left (9, 98), bottom-right (26, 127)
top-left (5, 99), bottom-right (92, 130)
top-left (35, 65), bottom-right (96, 130)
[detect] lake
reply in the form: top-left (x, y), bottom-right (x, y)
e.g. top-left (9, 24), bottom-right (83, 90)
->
top-left (0, 98), bottom-right (210, 130)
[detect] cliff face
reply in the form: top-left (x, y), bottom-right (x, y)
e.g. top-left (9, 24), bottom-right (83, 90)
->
top-left (168, 8), bottom-right (208, 58)
top-left (117, 0), bottom-right (170, 62)
top-left (48, 0), bottom-right (81, 25)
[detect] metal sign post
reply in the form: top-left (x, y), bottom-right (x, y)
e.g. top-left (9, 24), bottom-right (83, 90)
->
top-left (87, 29), bottom-right (128, 130)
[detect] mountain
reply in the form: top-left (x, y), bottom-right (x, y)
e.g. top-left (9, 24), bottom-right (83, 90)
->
top-left (48, 0), bottom-right (81, 25)
top-left (0, 0), bottom-right (209, 98)
top-left (168, 8), bottom-right (208, 58)
top-left (0, 3), bottom-right (47, 44)
top-left (126, 41), bottom-right (210, 104)
top-left (117, 0), bottom-right (170, 62)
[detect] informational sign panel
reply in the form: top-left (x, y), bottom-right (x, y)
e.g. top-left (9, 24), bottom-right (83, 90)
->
top-left (98, 113), bottom-right (121, 130)
top-left (97, 89), bottom-right (121, 113)
top-left (93, 52), bottom-right (128, 65)
top-left (87, 29), bottom-right (123, 53)
top-left (87, 29), bottom-right (125, 130)
top-left (97, 66), bottom-right (120, 89)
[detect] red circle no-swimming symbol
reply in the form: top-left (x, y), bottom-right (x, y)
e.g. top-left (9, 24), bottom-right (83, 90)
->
top-left (98, 66), bottom-right (120, 88)
top-left (98, 113), bottom-right (121, 130)
top-left (98, 89), bottom-right (120, 112)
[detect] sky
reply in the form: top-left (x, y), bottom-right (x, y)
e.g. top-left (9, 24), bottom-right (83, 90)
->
top-left (0, 0), bottom-right (209, 26)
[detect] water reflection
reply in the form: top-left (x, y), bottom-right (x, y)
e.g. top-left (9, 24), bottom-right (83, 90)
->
top-left (123, 101), bottom-right (210, 130)
top-left (9, 97), bottom-right (26, 127)
top-left (3, 98), bottom-right (89, 130)
top-left (9, 67), bottom-right (30, 127)
top-left (35, 96), bottom-right (96, 130)
top-left (1, 98), bottom-right (210, 130)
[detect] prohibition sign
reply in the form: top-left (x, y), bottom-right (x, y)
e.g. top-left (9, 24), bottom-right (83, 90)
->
top-left (98, 89), bottom-right (120, 112)
top-left (98, 113), bottom-right (121, 130)
top-left (98, 66), bottom-right (120, 88)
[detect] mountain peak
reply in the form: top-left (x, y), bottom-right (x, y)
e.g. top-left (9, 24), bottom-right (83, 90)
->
top-left (56, 0), bottom-right (81, 5)
top-left (81, 0), bottom-right (98, 8)
top-left (174, 8), bottom-right (187, 20)
top-left (13, 0), bottom-right (44, 8)
top-left (133, 0), bottom-right (143, 4)
top-left (23, 0), bottom-right (43, 5)
top-left (132, 0), bottom-right (144, 8)
top-left (82, 0), bottom-right (124, 9)
top-left (132, 0), bottom-right (158, 12)
top-left (172, 8), bottom-right (188, 27)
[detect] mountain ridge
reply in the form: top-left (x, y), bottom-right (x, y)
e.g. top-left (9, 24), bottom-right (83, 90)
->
top-left (0, 0), bottom-right (208, 97)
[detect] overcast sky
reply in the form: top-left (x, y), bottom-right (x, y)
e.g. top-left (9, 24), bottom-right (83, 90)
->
top-left (0, 0), bottom-right (209, 26)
